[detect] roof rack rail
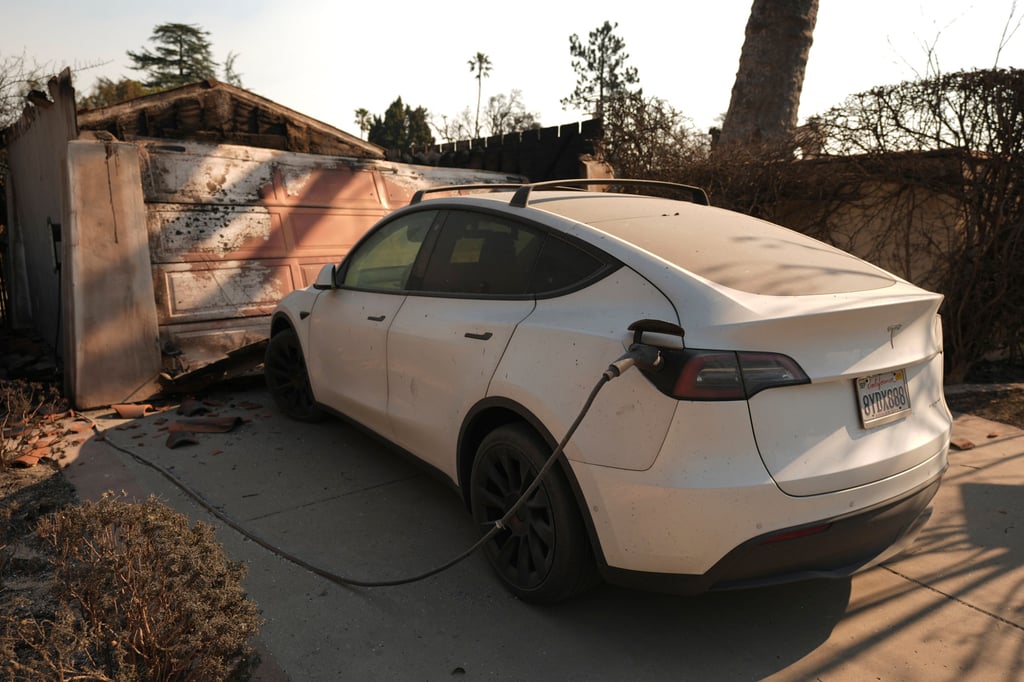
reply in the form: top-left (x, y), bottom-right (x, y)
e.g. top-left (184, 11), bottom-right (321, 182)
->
top-left (509, 179), bottom-right (709, 208)
top-left (409, 183), bottom-right (525, 205)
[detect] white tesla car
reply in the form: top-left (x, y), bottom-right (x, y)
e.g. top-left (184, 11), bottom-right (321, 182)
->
top-left (265, 179), bottom-right (951, 603)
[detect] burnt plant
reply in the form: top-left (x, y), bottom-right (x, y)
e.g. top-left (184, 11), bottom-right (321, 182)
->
top-left (813, 69), bottom-right (1024, 381)
top-left (2, 494), bottom-right (262, 681)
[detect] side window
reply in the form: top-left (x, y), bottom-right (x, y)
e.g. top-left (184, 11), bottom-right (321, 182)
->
top-left (528, 236), bottom-right (606, 294)
top-left (418, 211), bottom-right (542, 296)
top-left (342, 211), bottom-right (436, 290)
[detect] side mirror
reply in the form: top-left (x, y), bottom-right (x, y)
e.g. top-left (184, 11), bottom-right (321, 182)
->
top-left (313, 263), bottom-right (337, 290)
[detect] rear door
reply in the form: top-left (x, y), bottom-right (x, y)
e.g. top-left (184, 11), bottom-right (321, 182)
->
top-left (386, 210), bottom-right (538, 476)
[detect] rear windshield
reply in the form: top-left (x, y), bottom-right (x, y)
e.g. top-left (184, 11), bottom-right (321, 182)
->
top-left (531, 194), bottom-right (896, 296)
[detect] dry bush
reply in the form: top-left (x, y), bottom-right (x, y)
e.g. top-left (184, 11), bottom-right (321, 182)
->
top-left (815, 69), bottom-right (1024, 380)
top-left (1, 494), bottom-right (261, 681)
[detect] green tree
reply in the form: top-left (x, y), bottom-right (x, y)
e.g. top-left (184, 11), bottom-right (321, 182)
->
top-left (354, 107), bottom-right (372, 139)
top-left (367, 96), bottom-right (435, 150)
top-left (78, 76), bottom-right (156, 109)
top-left (562, 20), bottom-right (639, 118)
top-left (127, 22), bottom-right (218, 89)
top-left (468, 52), bottom-right (492, 137)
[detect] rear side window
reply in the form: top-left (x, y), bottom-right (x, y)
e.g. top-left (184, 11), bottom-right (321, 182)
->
top-left (342, 211), bottom-right (436, 290)
top-left (414, 209), bottom-right (614, 298)
top-left (528, 236), bottom-right (605, 294)
top-left (419, 212), bottom-right (542, 296)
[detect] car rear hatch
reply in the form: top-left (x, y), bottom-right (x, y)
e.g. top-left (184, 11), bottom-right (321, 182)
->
top-left (719, 292), bottom-right (949, 496)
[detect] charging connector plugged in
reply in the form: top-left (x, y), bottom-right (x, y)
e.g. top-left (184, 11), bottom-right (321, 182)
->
top-left (604, 343), bottom-right (664, 379)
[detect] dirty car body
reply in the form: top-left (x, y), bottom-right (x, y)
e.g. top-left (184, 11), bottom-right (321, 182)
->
top-left (266, 180), bottom-right (952, 603)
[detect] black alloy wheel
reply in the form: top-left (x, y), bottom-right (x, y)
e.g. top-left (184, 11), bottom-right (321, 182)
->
top-left (264, 328), bottom-right (325, 422)
top-left (470, 423), bottom-right (596, 603)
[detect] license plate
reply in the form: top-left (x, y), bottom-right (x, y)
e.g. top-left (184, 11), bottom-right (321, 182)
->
top-left (856, 369), bottom-right (911, 428)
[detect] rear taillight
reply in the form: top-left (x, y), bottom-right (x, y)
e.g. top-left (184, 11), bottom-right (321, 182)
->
top-left (642, 349), bottom-right (810, 401)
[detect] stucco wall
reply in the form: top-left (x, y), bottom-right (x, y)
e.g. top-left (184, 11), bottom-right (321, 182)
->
top-left (3, 70), bottom-right (77, 342)
top-left (64, 140), bottom-right (161, 407)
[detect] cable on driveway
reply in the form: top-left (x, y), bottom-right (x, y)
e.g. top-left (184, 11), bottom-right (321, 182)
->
top-left (92, 372), bottom-right (613, 589)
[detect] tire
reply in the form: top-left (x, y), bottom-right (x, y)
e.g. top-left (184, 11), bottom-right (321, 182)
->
top-left (264, 328), bottom-right (325, 422)
top-left (470, 423), bottom-right (597, 603)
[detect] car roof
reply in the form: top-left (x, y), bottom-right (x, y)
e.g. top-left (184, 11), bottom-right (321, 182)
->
top-left (412, 183), bottom-right (897, 297)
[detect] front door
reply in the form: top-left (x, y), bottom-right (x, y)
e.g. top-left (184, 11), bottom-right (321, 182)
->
top-left (306, 209), bottom-right (438, 436)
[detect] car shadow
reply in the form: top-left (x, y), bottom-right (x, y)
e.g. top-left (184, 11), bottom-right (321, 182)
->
top-left (556, 578), bottom-right (851, 678)
top-left (72, 391), bottom-right (855, 680)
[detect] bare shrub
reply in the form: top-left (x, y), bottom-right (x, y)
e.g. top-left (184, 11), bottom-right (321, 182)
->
top-left (814, 69), bottom-right (1024, 381)
top-left (599, 90), bottom-right (708, 180)
top-left (2, 494), bottom-right (261, 680)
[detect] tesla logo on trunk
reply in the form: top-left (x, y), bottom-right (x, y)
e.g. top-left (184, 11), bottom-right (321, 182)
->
top-left (888, 324), bottom-right (903, 348)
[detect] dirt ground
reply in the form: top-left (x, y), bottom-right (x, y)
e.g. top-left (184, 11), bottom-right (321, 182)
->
top-left (945, 388), bottom-right (1024, 429)
top-left (944, 359), bottom-right (1024, 429)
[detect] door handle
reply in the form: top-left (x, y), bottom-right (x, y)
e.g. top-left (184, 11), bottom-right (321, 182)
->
top-left (465, 332), bottom-right (493, 341)
top-left (367, 315), bottom-right (386, 322)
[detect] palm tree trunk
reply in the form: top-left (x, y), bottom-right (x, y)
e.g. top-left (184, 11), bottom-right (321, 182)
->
top-left (717, 0), bottom-right (819, 151)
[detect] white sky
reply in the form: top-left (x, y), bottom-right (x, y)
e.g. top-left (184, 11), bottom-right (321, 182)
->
top-left (3, 1), bottom-right (1022, 136)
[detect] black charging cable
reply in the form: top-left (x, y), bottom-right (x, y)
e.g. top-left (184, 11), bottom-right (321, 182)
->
top-left (97, 343), bottom-right (663, 588)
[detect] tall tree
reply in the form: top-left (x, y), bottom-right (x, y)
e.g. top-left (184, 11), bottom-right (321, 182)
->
top-left (562, 20), bottom-right (639, 118)
top-left (353, 107), bottom-right (372, 139)
top-left (468, 52), bottom-right (492, 137)
top-left (367, 97), bottom-right (435, 150)
top-left (717, 0), bottom-right (819, 150)
top-left (127, 22), bottom-right (218, 89)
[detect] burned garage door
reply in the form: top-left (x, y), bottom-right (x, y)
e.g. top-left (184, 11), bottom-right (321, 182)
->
top-left (142, 141), bottom-right (520, 376)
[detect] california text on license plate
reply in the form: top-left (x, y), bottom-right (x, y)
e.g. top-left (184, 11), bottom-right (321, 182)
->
top-left (856, 369), bottom-right (911, 428)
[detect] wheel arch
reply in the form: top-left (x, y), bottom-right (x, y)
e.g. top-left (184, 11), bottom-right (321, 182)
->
top-left (269, 312), bottom-right (294, 336)
top-left (457, 397), bottom-right (607, 565)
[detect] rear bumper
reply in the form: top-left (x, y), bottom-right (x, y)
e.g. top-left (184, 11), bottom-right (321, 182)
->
top-left (569, 396), bottom-right (950, 579)
top-left (598, 472), bottom-right (941, 595)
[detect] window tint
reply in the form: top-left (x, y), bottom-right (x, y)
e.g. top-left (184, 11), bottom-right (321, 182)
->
top-left (342, 211), bottom-right (436, 290)
top-left (528, 235), bottom-right (605, 294)
top-left (419, 212), bottom-right (542, 296)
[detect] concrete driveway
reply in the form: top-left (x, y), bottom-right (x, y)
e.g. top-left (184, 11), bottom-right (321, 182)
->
top-left (64, 382), bottom-right (1024, 681)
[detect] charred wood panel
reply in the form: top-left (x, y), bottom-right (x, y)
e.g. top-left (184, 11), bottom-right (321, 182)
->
top-left (77, 80), bottom-right (385, 159)
top-left (154, 260), bottom-right (295, 324)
